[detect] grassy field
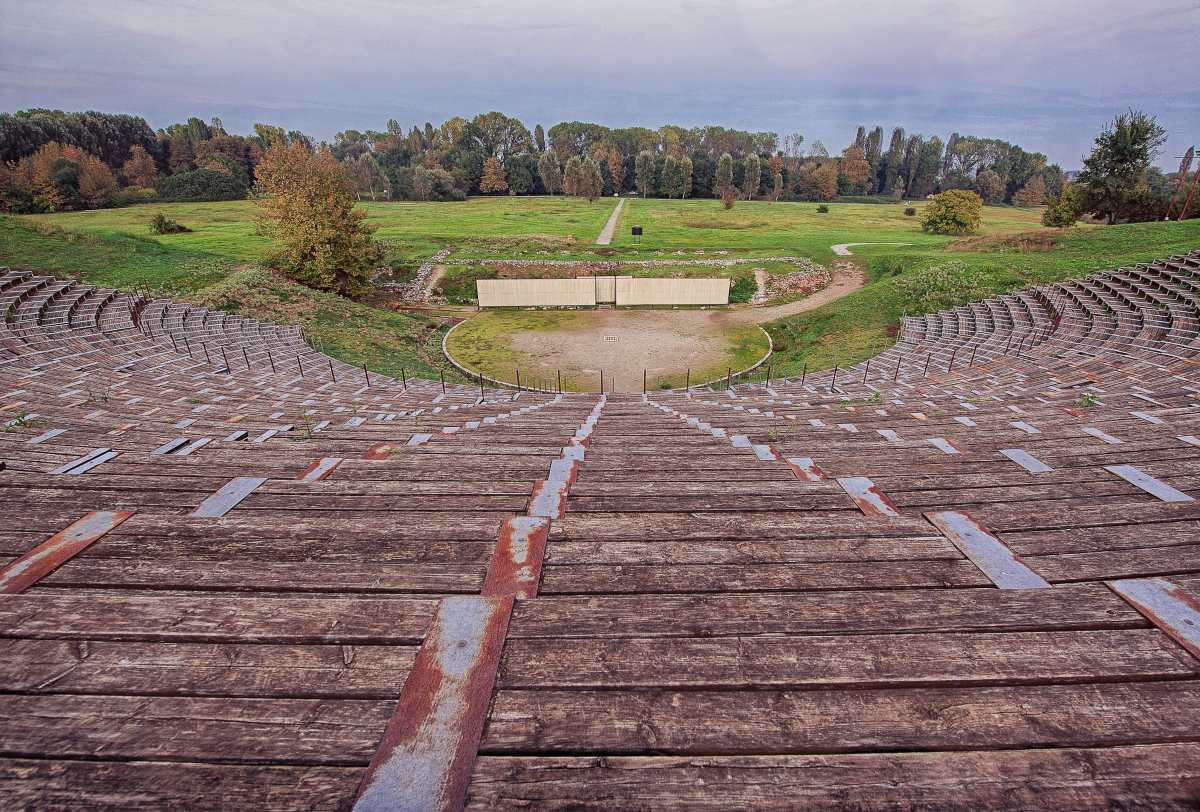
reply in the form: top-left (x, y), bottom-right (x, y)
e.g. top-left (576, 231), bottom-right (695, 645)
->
top-left (763, 219), bottom-right (1200, 375)
top-left (5, 196), bottom-right (1198, 389)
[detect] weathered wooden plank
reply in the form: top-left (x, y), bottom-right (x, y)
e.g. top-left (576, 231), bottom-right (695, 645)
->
top-left (0, 511), bottom-right (134, 594)
top-left (538, 560), bottom-right (992, 594)
top-left (497, 629), bottom-right (1197, 689)
top-left (544, 536), bottom-right (958, 565)
top-left (554, 512), bottom-right (935, 541)
top-left (0, 593), bottom-right (435, 644)
top-left (1025, 544), bottom-right (1200, 582)
top-left (353, 595), bottom-right (512, 812)
top-left (0, 759), bottom-right (362, 812)
top-left (836, 477), bottom-right (901, 517)
top-left (0, 639), bottom-right (417, 698)
top-left (465, 745), bottom-right (1200, 811)
top-left (508, 583), bottom-right (1142, 638)
top-left (0, 694), bottom-right (392, 763)
top-left (39, 558), bottom-right (484, 593)
top-left (480, 680), bottom-right (1200, 754)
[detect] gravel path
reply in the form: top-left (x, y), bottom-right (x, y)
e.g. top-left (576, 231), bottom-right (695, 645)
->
top-left (832, 241), bottom-right (912, 256)
top-left (595, 198), bottom-right (625, 245)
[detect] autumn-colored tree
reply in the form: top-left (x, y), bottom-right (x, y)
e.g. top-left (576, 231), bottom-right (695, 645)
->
top-left (25, 142), bottom-right (116, 209)
top-left (1014, 175), bottom-right (1047, 207)
top-left (479, 156), bottom-right (509, 194)
top-left (771, 170), bottom-right (783, 202)
top-left (838, 146), bottom-right (871, 193)
top-left (168, 133), bottom-right (194, 173)
top-left (713, 152), bottom-right (734, 199)
top-left (537, 151), bottom-right (562, 195)
top-left (661, 156), bottom-right (679, 199)
top-left (635, 150), bottom-right (656, 197)
top-left (122, 145), bottom-right (158, 188)
top-left (678, 155), bottom-right (693, 199)
top-left (254, 142), bottom-right (382, 297)
top-left (721, 187), bottom-right (735, 210)
top-left (743, 153), bottom-right (760, 199)
top-left (768, 154), bottom-right (784, 175)
top-left (812, 161), bottom-right (839, 201)
top-left (606, 149), bottom-right (625, 194)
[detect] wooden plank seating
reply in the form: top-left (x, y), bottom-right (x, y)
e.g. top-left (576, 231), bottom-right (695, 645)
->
top-left (1, 258), bottom-right (1200, 809)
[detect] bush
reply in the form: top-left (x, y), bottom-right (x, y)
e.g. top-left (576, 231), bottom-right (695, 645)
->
top-left (156, 168), bottom-right (248, 202)
top-left (729, 274), bottom-right (757, 303)
top-left (904, 207), bottom-right (916, 216)
top-left (112, 186), bottom-right (158, 206)
top-left (1041, 186), bottom-right (1080, 228)
top-left (816, 204), bottom-right (829, 213)
top-left (897, 260), bottom-right (993, 313)
top-left (149, 213), bottom-right (191, 234)
top-left (920, 189), bottom-right (982, 235)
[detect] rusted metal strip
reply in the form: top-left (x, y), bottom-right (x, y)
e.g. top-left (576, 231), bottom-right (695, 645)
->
top-left (528, 478), bottom-right (568, 520)
top-left (27, 428), bottom-right (66, 445)
top-left (63, 451), bottom-right (118, 476)
top-left (837, 476), bottom-right (901, 517)
top-left (876, 428), bottom-right (899, 442)
top-left (482, 516), bottom-right (550, 600)
top-left (1130, 410), bottom-right (1166, 425)
top-left (222, 430), bottom-right (248, 442)
top-left (352, 595), bottom-right (513, 812)
top-left (786, 456), bottom-right (827, 482)
top-left (176, 438), bottom-right (210, 457)
top-left (752, 444), bottom-right (778, 461)
top-left (1177, 435), bottom-right (1200, 448)
top-left (926, 510), bottom-right (1051, 589)
top-left (1010, 420), bottom-right (1041, 434)
top-left (345, 416), bottom-right (366, 427)
top-left (953, 416), bottom-right (977, 427)
top-left (730, 435), bottom-right (751, 448)
top-left (1000, 448), bottom-right (1053, 474)
top-left (1082, 426), bottom-right (1122, 444)
top-left (363, 442), bottom-right (398, 460)
top-left (1107, 577), bottom-right (1200, 660)
top-left (408, 433), bottom-right (432, 446)
top-left (0, 510), bottom-right (134, 594)
top-left (561, 444), bottom-right (585, 462)
top-left (547, 458), bottom-right (579, 486)
top-left (49, 448), bottom-right (111, 475)
top-left (927, 437), bottom-right (962, 455)
top-left (191, 476), bottom-right (267, 518)
top-left (298, 456), bottom-right (344, 482)
top-left (1104, 464), bottom-right (1194, 503)
top-left (251, 428), bottom-right (279, 444)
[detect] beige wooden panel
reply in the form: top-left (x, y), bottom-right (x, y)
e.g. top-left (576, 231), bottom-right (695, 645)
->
top-left (477, 279), bottom-right (597, 308)
top-left (616, 277), bottom-right (730, 306)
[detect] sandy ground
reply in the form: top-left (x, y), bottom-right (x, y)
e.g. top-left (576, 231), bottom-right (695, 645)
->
top-left (503, 309), bottom-right (760, 392)
top-left (728, 260), bottom-right (866, 323)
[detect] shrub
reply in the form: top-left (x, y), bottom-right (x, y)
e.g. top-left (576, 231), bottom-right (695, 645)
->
top-left (112, 186), bottom-right (157, 206)
top-left (920, 189), bottom-right (982, 235)
top-left (1041, 186), bottom-right (1080, 228)
top-left (721, 187), bottom-right (735, 210)
top-left (729, 275), bottom-right (757, 303)
top-left (896, 260), bottom-right (993, 313)
top-left (904, 207), bottom-right (916, 216)
top-left (816, 204), bottom-right (829, 213)
top-left (149, 213), bottom-right (191, 234)
top-left (156, 168), bottom-right (248, 201)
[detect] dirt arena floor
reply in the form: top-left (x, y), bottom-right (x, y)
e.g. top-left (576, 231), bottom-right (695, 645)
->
top-left (446, 308), bottom-right (770, 392)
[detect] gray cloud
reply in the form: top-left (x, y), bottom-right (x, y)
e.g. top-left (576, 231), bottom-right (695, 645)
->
top-left (1, 0), bottom-right (1197, 167)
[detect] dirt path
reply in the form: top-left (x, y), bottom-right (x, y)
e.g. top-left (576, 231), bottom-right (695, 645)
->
top-left (832, 241), bottom-right (912, 256)
top-left (595, 198), bottom-right (625, 245)
top-left (729, 260), bottom-right (866, 323)
top-left (424, 264), bottom-right (446, 299)
top-left (750, 267), bottom-right (769, 305)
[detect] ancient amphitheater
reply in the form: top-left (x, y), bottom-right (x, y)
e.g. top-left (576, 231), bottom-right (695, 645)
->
top-left (2, 254), bottom-right (1199, 809)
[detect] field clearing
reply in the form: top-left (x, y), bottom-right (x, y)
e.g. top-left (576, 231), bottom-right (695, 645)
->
top-left (445, 309), bottom-right (770, 392)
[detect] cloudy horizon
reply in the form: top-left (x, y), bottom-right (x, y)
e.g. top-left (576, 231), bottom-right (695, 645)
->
top-left (2, 0), bottom-right (1198, 169)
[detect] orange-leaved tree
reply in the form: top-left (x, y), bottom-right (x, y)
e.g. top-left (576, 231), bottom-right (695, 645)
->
top-left (254, 142), bottom-right (382, 297)
top-left (122, 145), bottom-right (159, 188)
top-left (479, 156), bottom-right (509, 194)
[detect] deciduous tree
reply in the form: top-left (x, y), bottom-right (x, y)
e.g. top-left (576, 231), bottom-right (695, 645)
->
top-left (713, 152), bottom-right (734, 199)
top-left (479, 156), bottom-right (509, 194)
top-left (743, 153), bottom-right (760, 199)
top-left (254, 142), bottom-right (382, 297)
top-left (1076, 111), bottom-right (1167, 224)
top-left (122, 144), bottom-right (158, 187)
top-left (920, 189), bottom-right (982, 235)
top-left (538, 150), bottom-right (562, 195)
top-left (606, 149), bottom-right (625, 193)
top-left (635, 150), bottom-right (656, 197)
top-left (1014, 175), bottom-right (1047, 208)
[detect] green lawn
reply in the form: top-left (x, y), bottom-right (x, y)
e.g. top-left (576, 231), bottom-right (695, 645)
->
top-left (763, 219), bottom-right (1200, 376)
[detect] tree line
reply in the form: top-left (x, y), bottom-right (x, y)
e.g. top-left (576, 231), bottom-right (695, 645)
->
top-left (0, 107), bottom-right (1194, 223)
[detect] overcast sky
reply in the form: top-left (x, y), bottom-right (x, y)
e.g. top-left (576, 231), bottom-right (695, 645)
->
top-left (2, 0), bottom-right (1198, 168)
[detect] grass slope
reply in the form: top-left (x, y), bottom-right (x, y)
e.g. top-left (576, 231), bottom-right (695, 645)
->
top-left (764, 219), bottom-right (1200, 376)
top-left (0, 215), bottom-right (462, 381)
